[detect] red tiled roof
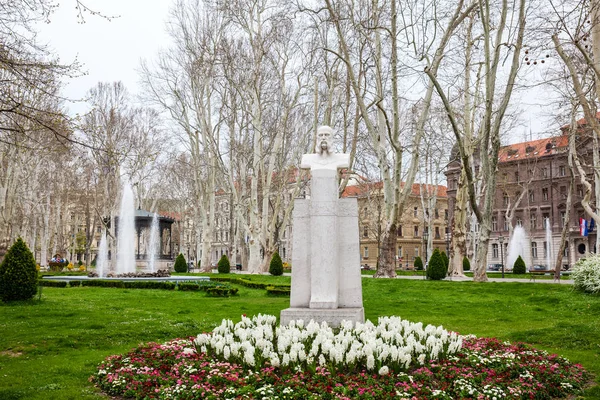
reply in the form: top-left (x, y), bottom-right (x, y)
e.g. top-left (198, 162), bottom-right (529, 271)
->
top-left (497, 135), bottom-right (568, 163)
top-left (560, 111), bottom-right (600, 130)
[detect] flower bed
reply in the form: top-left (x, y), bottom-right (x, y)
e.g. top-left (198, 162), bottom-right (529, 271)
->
top-left (91, 315), bottom-right (592, 399)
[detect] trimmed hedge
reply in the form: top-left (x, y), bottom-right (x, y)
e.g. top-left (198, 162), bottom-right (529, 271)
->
top-left (266, 285), bottom-right (290, 296)
top-left (206, 287), bottom-right (238, 297)
top-left (80, 280), bottom-right (176, 290)
top-left (39, 280), bottom-right (68, 288)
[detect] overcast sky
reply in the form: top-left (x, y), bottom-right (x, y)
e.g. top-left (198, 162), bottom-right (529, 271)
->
top-left (36, 1), bottom-right (558, 142)
top-left (37, 0), bottom-right (172, 115)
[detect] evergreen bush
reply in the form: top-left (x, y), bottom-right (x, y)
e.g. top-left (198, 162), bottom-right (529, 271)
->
top-left (217, 254), bottom-right (230, 274)
top-left (441, 251), bottom-right (449, 275)
top-left (513, 255), bottom-right (526, 274)
top-left (269, 252), bottom-right (283, 276)
top-left (174, 253), bottom-right (188, 273)
top-left (463, 256), bottom-right (471, 271)
top-left (414, 256), bottom-right (423, 271)
top-left (426, 248), bottom-right (447, 280)
top-left (0, 238), bottom-right (38, 302)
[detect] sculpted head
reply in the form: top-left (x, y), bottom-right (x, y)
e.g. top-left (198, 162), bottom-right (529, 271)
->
top-left (316, 125), bottom-right (334, 155)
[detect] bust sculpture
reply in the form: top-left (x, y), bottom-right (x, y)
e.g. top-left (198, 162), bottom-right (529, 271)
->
top-left (280, 125), bottom-right (364, 327)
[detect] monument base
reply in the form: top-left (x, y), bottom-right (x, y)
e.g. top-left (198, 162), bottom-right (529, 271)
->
top-left (280, 307), bottom-right (365, 328)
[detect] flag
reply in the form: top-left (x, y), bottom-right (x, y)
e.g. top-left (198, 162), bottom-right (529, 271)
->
top-left (580, 218), bottom-right (588, 236)
top-left (589, 218), bottom-right (595, 232)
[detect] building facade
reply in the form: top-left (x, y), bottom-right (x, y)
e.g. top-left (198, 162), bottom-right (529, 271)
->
top-left (342, 182), bottom-right (449, 269)
top-left (445, 122), bottom-right (597, 270)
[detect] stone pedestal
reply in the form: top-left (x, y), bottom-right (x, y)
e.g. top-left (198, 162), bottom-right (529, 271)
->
top-left (281, 173), bottom-right (364, 328)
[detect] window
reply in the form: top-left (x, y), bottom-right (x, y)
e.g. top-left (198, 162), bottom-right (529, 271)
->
top-left (543, 241), bottom-right (548, 257)
top-left (445, 209), bottom-right (449, 220)
top-left (577, 185), bottom-right (584, 197)
top-left (504, 218), bottom-right (510, 231)
top-left (363, 226), bottom-right (368, 238)
top-left (363, 247), bottom-right (369, 258)
top-left (414, 226), bottom-right (419, 237)
top-left (435, 209), bottom-right (439, 219)
top-left (531, 242), bottom-right (538, 258)
top-left (542, 188), bottom-right (549, 201)
top-left (529, 190), bottom-right (535, 202)
top-left (516, 217), bottom-right (523, 227)
top-left (563, 242), bottom-right (569, 257)
top-left (530, 214), bottom-right (536, 230)
top-left (397, 225), bottom-right (403, 237)
top-left (503, 193), bottom-right (509, 206)
top-left (492, 243), bottom-right (499, 258)
top-left (435, 226), bottom-right (440, 239)
top-left (542, 167), bottom-right (548, 178)
top-left (560, 211), bottom-right (566, 226)
top-left (415, 248), bottom-right (419, 257)
top-left (559, 165), bottom-right (566, 176)
top-left (398, 247), bottom-right (402, 258)
top-left (515, 171), bottom-right (520, 182)
top-left (414, 207), bottom-right (418, 217)
top-left (492, 217), bottom-right (497, 231)
top-left (560, 186), bottom-right (567, 199)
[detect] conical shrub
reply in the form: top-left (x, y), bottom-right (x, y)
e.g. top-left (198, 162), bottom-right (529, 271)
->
top-left (513, 255), bottom-right (526, 274)
top-left (414, 256), bottom-right (423, 271)
top-left (463, 256), bottom-right (471, 271)
top-left (426, 248), bottom-right (447, 280)
top-left (269, 252), bottom-right (283, 276)
top-left (174, 253), bottom-right (187, 273)
top-left (0, 238), bottom-right (38, 302)
top-left (217, 254), bottom-right (230, 274)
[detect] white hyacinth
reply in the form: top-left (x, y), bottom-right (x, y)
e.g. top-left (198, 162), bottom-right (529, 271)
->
top-left (193, 314), bottom-right (463, 374)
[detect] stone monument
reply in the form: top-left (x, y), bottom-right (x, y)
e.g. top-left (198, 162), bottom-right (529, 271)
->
top-left (280, 125), bottom-right (364, 327)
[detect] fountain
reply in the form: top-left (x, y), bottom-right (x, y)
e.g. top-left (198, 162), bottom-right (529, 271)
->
top-left (147, 213), bottom-right (160, 272)
top-left (97, 231), bottom-right (108, 278)
top-left (545, 218), bottom-right (554, 270)
top-left (116, 181), bottom-right (136, 274)
top-left (506, 225), bottom-right (529, 270)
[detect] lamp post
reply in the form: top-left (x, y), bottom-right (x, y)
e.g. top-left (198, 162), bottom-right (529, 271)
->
top-left (499, 235), bottom-right (505, 279)
top-left (423, 230), bottom-right (429, 267)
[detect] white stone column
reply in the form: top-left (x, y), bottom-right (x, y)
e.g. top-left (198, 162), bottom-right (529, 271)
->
top-left (290, 200), bottom-right (310, 307)
top-left (309, 169), bottom-right (339, 309)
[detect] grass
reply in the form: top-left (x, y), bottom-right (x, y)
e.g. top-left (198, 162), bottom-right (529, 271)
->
top-left (0, 276), bottom-right (598, 399)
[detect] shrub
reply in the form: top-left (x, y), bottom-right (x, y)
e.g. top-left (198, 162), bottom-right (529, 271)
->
top-left (78, 260), bottom-right (83, 266)
top-left (0, 238), bottom-right (38, 302)
top-left (463, 256), bottom-right (471, 271)
top-left (572, 254), bottom-right (600, 294)
top-left (38, 280), bottom-right (67, 288)
top-left (414, 256), bottom-right (423, 271)
top-left (269, 252), bottom-right (283, 276)
top-left (426, 248), bottom-right (447, 280)
top-left (217, 254), bottom-right (230, 274)
top-left (440, 251), bottom-right (449, 275)
top-left (266, 285), bottom-right (291, 296)
top-left (513, 255), bottom-right (526, 274)
top-left (174, 253), bottom-right (187, 273)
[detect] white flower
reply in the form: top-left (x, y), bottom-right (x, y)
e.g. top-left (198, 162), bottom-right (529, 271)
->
top-left (378, 366), bottom-right (389, 376)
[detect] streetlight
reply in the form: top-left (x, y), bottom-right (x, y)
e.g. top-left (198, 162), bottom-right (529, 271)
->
top-left (423, 230), bottom-right (429, 277)
top-left (499, 235), bottom-right (505, 279)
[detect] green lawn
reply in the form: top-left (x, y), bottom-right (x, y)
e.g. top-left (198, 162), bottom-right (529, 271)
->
top-left (0, 276), bottom-right (598, 399)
